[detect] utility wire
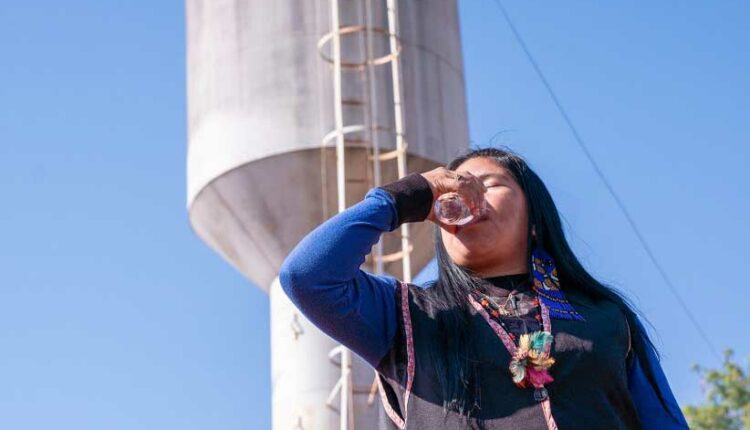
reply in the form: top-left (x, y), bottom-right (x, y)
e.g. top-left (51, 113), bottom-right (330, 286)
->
top-left (490, 0), bottom-right (721, 362)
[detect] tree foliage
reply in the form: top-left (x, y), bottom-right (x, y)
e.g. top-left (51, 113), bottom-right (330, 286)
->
top-left (683, 350), bottom-right (750, 430)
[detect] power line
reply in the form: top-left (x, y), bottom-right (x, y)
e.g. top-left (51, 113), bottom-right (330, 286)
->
top-left (489, 0), bottom-right (721, 362)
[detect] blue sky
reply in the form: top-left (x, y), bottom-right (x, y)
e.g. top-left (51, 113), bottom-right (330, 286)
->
top-left (1, 1), bottom-right (747, 429)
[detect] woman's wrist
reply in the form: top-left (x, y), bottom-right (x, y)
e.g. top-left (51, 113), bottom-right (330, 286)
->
top-left (377, 173), bottom-right (434, 224)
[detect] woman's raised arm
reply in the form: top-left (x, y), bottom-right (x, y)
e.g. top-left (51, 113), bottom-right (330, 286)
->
top-left (278, 173), bottom-right (434, 368)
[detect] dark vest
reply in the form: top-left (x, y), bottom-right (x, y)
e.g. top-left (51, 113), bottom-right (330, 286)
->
top-left (375, 282), bottom-right (642, 430)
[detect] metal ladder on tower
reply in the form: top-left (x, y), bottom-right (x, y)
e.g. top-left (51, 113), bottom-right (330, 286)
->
top-left (316, 0), bottom-right (411, 428)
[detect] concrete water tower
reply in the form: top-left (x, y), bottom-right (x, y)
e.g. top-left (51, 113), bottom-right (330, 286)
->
top-left (186, 1), bottom-right (469, 428)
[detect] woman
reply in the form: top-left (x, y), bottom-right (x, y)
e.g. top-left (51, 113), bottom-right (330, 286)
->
top-left (280, 147), bottom-right (688, 429)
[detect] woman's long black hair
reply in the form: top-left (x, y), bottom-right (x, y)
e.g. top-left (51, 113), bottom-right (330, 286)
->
top-left (416, 146), bottom-right (677, 425)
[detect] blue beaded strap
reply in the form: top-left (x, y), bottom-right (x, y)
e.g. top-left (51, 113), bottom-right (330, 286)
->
top-left (531, 247), bottom-right (585, 321)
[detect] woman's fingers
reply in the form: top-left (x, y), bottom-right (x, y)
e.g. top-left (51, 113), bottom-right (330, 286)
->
top-left (454, 171), bottom-right (486, 211)
top-left (420, 167), bottom-right (487, 228)
top-left (420, 167), bottom-right (485, 198)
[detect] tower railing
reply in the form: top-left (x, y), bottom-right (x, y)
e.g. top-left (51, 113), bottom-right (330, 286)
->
top-left (316, 0), bottom-right (411, 428)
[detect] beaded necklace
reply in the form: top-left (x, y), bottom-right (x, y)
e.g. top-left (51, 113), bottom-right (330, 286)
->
top-left (475, 290), bottom-right (543, 338)
top-left (468, 288), bottom-right (555, 403)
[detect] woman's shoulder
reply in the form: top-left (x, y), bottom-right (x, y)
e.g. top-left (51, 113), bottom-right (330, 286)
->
top-left (398, 281), bottom-right (452, 321)
top-left (387, 281), bottom-right (434, 337)
top-left (564, 282), bottom-right (627, 315)
top-left (562, 282), bottom-right (632, 345)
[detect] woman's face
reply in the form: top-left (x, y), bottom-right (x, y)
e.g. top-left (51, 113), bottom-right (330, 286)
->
top-left (440, 157), bottom-right (530, 276)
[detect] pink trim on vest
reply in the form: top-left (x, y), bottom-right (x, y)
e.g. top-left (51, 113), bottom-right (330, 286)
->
top-left (377, 281), bottom-right (415, 429)
top-left (539, 296), bottom-right (559, 430)
top-left (541, 399), bottom-right (559, 430)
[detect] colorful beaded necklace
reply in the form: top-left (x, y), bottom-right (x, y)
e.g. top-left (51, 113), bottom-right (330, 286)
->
top-left (473, 291), bottom-right (542, 341)
top-left (468, 290), bottom-right (554, 402)
top-left (466, 248), bottom-right (584, 403)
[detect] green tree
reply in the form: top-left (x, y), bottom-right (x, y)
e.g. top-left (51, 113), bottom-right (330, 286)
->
top-left (683, 350), bottom-right (750, 430)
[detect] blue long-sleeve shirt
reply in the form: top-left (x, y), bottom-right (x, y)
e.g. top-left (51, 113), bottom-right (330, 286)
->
top-left (279, 175), bottom-right (688, 429)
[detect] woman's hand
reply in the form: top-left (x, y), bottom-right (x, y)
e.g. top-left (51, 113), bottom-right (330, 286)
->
top-left (419, 167), bottom-right (487, 232)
